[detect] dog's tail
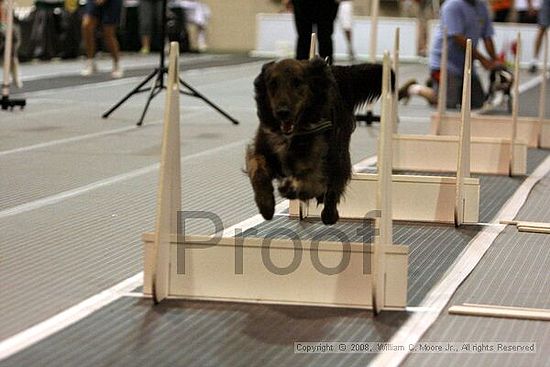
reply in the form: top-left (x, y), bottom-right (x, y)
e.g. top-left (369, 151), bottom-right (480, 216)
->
top-left (331, 63), bottom-right (395, 111)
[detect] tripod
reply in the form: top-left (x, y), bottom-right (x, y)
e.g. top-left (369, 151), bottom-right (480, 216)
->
top-left (102, 0), bottom-right (238, 126)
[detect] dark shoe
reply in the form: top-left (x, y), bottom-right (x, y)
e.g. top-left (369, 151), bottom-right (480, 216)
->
top-left (398, 78), bottom-right (417, 104)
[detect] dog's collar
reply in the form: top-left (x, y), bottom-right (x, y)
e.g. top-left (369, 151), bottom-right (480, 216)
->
top-left (292, 119), bottom-right (333, 136)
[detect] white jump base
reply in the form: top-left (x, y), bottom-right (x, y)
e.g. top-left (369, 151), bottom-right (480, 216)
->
top-left (393, 134), bottom-right (527, 176)
top-left (143, 233), bottom-right (408, 310)
top-left (290, 173), bottom-right (480, 224)
top-left (431, 113), bottom-right (550, 149)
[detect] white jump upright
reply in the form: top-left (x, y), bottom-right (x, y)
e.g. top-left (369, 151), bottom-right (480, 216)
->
top-left (143, 41), bottom-right (408, 311)
top-left (538, 31), bottom-right (549, 147)
top-left (392, 32), bottom-right (527, 176)
top-left (372, 51), bottom-right (395, 313)
top-left (431, 33), bottom-right (550, 148)
top-left (149, 42), bottom-right (183, 303)
top-left (455, 39), bottom-right (473, 226)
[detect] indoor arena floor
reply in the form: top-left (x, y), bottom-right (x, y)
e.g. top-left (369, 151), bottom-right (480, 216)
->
top-left (0, 53), bottom-right (549, 367)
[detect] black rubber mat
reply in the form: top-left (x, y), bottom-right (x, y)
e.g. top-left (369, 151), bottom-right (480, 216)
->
top-left (403, 173), bottom-right (550, 367)
top-left (2, 149), bottom-right (548, 367)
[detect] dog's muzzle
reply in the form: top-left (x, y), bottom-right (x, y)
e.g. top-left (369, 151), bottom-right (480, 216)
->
top-left (275, 107), bottom-right (294, 134)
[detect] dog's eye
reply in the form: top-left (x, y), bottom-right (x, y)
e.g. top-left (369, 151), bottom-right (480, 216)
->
top-left (268, 79), bottom-right (278, 90)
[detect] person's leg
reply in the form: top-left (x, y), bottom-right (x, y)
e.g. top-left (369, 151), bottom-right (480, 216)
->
top-left (82, 15), bottom-right (98, 60)
top-left (445, 72), bottom-right (462, 109)
top-left (81, 13), bottom-right (98, 76)
top-left (316, 0), bottom-right (339, 63)
top-left (292, 0), bottom-right (315, 60)
top-left (532, 1), bottom-right (550, 72)
top-left (470, 72), bottom-right (486, 109)
top-left (338, 1), bottom-right (354, 60)
top-left (103, 25), bottom-right (120, 64)
top-left (101, 0), bottom-right (123, 77)
top-left (138, 0), bottom-right (153, 53)
top-left (398, 78), bottom-right (437, 105)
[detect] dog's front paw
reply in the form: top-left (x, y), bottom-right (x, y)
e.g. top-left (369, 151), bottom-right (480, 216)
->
top-left (278, 178), bottom-right (298, 199)
top-left (321, 207), bottom-right (339, 225)
top-left (255, 191), bottom-right (275, 220)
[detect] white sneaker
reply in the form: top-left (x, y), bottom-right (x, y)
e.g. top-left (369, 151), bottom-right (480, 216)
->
top-left (111, 65), bottom-right (124, 79)
top-left (80, 60), bottom-right (97, 76)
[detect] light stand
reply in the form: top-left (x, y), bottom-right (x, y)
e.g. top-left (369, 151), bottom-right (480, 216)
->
top-left (102, 0), bottom-right (238, 126)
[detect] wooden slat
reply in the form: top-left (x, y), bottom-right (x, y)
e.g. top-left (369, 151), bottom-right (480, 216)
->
top-left (455, 39), bottom-right (472, 226)
top-left (372, 51), bottom-right (394, 314)
top-left (449, 304), bottom-right (550, 321)
top-left (511, 33), bottom-right (521, 176)
top-left (151, 42), bottom-right (182, 303)
top-left (538, 31), bottom-right (548, 147)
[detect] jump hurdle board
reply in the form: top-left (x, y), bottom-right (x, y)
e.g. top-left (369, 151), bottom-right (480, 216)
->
top-left (393, 134), bottom-right (527, 176)
top-left (291, 173), bottom-right (480, 224)
top-left (143, 233), bottom-right (408, 309)
top-left (431, 114), bottom-right (550, 149)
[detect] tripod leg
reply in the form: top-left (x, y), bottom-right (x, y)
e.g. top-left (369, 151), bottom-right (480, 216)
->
top-left (179, 78), bottom-right (239, 125)
top-left (102, 69), bottom-right (159, 119)
top-left (137, 71), bottom-right (164, 126)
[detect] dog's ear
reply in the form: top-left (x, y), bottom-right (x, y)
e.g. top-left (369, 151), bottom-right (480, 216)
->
top-left (254, 61), bottom-right (276, 124)
top-left (254, 61), bottom-right (274, 95)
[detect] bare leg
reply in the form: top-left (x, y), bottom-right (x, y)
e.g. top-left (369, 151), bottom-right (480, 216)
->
top-left (398, 79), bottom-right (437, 105)
top-left (102, 24), bottom-right (120, 64)
top-left (81, 15), bottom-right (98, 60)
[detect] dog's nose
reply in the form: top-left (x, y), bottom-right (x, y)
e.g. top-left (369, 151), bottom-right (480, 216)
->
top-left (275, 107), bottom-right (291, 120)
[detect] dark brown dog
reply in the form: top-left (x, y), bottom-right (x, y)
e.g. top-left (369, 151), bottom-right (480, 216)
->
top-left (246, 57), bottom-right (387, 225)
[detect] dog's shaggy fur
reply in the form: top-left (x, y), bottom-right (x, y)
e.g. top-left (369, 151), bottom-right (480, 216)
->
top-left (246, 57), bottom-right (387, 225)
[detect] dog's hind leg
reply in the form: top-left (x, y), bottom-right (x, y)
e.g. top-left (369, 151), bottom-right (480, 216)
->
top-left (246, 149), bottom-right (276, 220)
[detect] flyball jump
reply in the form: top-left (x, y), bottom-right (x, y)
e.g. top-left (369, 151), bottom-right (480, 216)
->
top-left (143, 41), bottom-right (409, 314)
top-left (432, 31), bottom-right (550, 149)
top-left (390, 30), bottom-right (528, 177)
top-left (292, 35), bottom-right (481, 226)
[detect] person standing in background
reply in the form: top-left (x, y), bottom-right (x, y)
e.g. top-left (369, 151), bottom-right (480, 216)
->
top-left (337, 0), bottom-right (355, 61)
top-left (515, 0), bottom-right (540, 23)
top-left (283, 0), bottom-right (340, 63)
top-left (138, 0), bottom-right (162, 54)
top-left (81, 0), bottom-right (124, 78)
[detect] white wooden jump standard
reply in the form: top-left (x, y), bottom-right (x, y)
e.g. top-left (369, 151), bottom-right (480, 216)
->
top-left (392, 31), bottom-right (527, 176)
top-left (292, 45), bottom-right (480, 225)
top-left (143, 42), bottom-right (408, 311)
top-left (431, 33), bottom-right (550, 149)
